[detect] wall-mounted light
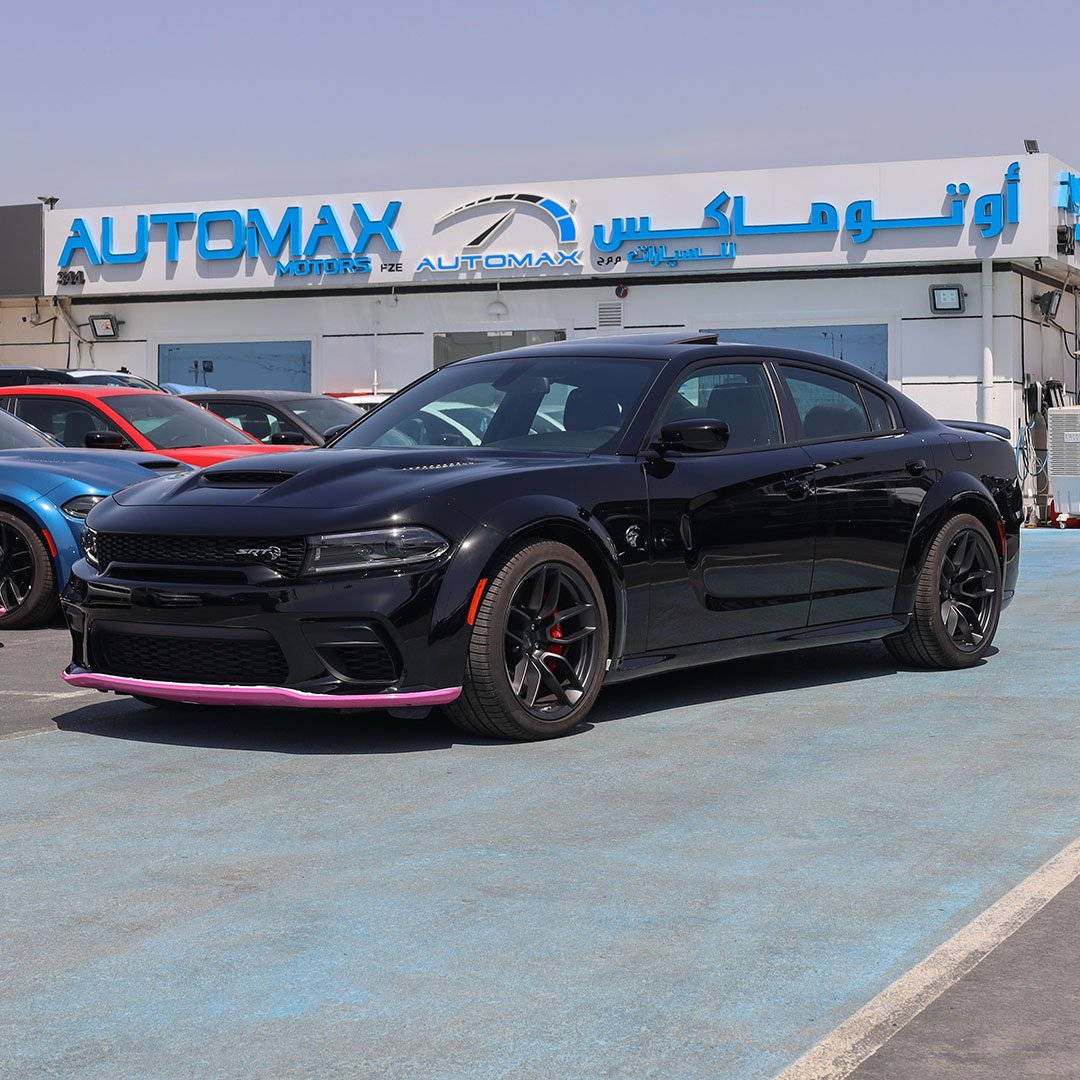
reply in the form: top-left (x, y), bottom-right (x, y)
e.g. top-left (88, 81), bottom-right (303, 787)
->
top-left (87, 314), bottom-right (122, 339)
top-left (1057, 225), bottom-right (1075, 256)
top-left (929, 284), bottom-right (965, 314)
top-left (1033, 289), bottom-right (1062, 320)
top-left (1024, 138), bottom-right (1040, 154)
top-left (487, 299), bottom-right (509, 319)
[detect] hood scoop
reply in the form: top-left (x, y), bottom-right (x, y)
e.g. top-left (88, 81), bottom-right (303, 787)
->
top-left (399, 460), bottom-right (476, 472)
top-left (200, 470), bottom-right (296, 487)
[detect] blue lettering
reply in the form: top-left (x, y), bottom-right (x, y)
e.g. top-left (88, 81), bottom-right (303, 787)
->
top-left (149, 213), bottom-right (196, 263)
top-left (59, 217), bottom-right (102, 267)
top-left (534, 252), bottom-right (556, 267)
top-left (484, 254), bottom-right (508, 268)
top-left (507, 253), bottom-right (533, 268)
top-left (101, 215), bottom-right (150, 265)
top-left (304, 205), bottom-right (350, 257)
top-left (197, 210), bottom-right (245, 260)
top-left (353, 200), bottom-right (402, 254)
top-left (461, 254), bottom-right (482, 270)
top-left (416, 257), bottom-right (437, 272)
top-left (248, 207), bottom-right (302, 259)
top-left (555, 251), bottom-right (581, 265)
top-left (437, 256), bottom-right (461, 270)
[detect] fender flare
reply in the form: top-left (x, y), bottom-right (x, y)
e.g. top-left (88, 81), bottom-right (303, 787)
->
top-left (0, 486), bottom-right (80, 584)
top-left (893, 472), bottom-right (1004, 616)
top-left (430, 495), bottom-right (629, 663)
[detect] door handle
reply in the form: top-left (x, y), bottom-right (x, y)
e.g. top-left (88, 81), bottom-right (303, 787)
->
top-left (785, 479), bottom-right (812, 500)
top-left (906, 458), bottom-right (927, 477)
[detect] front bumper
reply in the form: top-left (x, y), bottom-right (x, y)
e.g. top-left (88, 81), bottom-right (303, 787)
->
top-left (61, 553), bottom-right (474, 706)
top-left (63, 668), bottom-right (460, 709)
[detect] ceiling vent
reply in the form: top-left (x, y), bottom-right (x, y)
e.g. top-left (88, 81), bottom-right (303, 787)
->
top-left (597, 301), bottom-right (623, 328)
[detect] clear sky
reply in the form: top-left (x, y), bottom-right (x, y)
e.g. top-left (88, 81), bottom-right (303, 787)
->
top-left (2, 0), bottom-right (1073, 209)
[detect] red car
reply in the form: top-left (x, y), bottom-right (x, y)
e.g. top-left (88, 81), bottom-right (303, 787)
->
top-left (0, 386), bottom-right (300, 467)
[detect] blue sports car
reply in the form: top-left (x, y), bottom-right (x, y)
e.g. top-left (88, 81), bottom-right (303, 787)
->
top-left (0, 408), bottom-right (189, 629)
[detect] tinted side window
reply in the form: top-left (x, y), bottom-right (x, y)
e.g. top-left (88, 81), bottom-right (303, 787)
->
top-left (780, 367), bottom-right (871, 440)
top-left (863, 388), bottom-right (897, 432)
top-left (661, 363), bottom-right (782, 450)
top-left (12, 397), bottom-right (116, 447)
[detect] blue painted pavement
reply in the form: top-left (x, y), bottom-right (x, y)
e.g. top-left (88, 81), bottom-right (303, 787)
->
top-left (1, 531), bottom-right (1078, 1079)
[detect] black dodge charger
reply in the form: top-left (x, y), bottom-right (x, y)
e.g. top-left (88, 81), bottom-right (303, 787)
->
top-left (62, 335), bottom-right (1022, 740)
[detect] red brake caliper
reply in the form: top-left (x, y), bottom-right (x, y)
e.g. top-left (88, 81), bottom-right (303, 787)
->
top-left (547, 617), bottom-right (564, 670)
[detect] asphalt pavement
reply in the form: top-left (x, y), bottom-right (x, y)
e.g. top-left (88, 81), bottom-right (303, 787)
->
top-left (2, 530), bottom-right (1080, 1079)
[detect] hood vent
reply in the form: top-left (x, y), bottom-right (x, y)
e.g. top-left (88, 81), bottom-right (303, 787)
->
top-left (201, 471), bottom-right (296, 487)
top-left (400, 461), bottom-right (475, 471)
top-left (140, 460), bottom-right (190, 471)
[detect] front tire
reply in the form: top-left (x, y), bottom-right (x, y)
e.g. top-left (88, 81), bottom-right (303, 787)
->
top-left (0, 511), bottom-right (59, 630)
top-left (885, 513), bottom-right (1002, 669)
top-left (444, 541), bottom-right (609, 740)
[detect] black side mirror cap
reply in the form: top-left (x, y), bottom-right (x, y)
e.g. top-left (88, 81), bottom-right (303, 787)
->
top-left (84, 429), bottom-right (127, 450)
top-left (655, 418), bottom-right (730, 454)
top-left (322, 423), bottom-right (352, 443)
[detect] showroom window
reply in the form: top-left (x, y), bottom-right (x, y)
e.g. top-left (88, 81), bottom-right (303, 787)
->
top-left (709, 324), bottom-right (889, 381)
top-left (433, 330), bottom-right (565, 368)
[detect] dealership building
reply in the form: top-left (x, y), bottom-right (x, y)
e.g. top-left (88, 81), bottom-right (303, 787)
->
top-left (1, 150), bottom-right (1079, 440)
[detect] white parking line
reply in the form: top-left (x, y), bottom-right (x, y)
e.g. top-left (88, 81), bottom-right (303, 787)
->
top-left (776, 832), bottom-right (1080, 1079)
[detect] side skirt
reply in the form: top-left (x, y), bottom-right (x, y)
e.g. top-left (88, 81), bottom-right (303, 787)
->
top-left (605, 614), bottom-right (909, 684)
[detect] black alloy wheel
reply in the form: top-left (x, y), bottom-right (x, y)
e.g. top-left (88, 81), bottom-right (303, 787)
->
top-left (0, 511), bottom-right (59, 629)
top-left (885, 513), bottom-right (1002, 669)
top-left (445, 541), bottom-right (610, 740)
top-left (938, 527), bottom-right (998, 652)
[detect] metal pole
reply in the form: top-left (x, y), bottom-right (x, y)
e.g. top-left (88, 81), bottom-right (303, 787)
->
top-left (980, 259), bottom-right (994, 422)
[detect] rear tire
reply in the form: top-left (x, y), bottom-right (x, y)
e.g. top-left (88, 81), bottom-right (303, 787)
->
top-left (0, 511), bottom-right (59, 630)
top-left (444, 541), bottom-right (609, 740)
top-left (885, 513), bottom-right (1002, 669)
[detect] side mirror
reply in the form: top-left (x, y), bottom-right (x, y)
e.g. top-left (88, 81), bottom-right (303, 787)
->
top-left (322, 423), bottom-right (352, 443)
top-left (656, 418), bottom-right (730, 453)
top-left (270, 431), bottom-right (307, 445)
top-left (84, 429), bottom-right (127, 450)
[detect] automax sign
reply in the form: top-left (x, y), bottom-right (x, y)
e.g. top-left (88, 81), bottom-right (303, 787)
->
top-left (45, 155), bottom-right (1065, 297)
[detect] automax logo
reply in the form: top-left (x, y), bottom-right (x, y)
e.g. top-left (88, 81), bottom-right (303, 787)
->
top-left (417, 193), bottom-right (581, 272)
top-left (57, 202), bottom-right (403, 278)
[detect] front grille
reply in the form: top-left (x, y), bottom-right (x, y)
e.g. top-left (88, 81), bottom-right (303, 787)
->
top-left (94, 628), bottom-right (288, 685)
top-left (317, 642), bottom-right (399, 688)
top-left (95, 533), bottom-right (307, 577)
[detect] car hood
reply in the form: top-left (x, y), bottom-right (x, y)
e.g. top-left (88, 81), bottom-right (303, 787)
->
top-left (112, 447), bottom-right (583, 512)
top-left (155, 444), bottom-right (304, 468)
top-left (0, 448), bottom-right (189, 496)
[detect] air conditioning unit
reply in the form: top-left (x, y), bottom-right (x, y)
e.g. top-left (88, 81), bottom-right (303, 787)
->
top-left (1047, 405), bottom-right (1080, 525)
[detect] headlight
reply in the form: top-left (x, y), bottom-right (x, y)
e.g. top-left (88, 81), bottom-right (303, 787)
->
top-left (303, 527), bottom-right (450, 575)
top-left (62, 495), bottom-right (107, 519)
top-left (82, 527), bottom-right (100, 568)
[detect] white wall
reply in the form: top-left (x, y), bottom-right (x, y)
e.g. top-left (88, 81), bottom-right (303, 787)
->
top-left (5, 265), bottom-right (1078, 440)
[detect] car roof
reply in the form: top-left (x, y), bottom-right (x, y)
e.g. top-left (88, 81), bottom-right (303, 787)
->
top-left (182, 389), bottom-right (316, 401)
top-left (464, 333), bottom-right (894, 391)
top-left (2, 385), bottom-right (160, 398)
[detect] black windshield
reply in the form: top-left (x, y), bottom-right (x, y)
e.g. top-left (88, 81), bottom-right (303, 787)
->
top-left (332, 355), bottom-right (662, 454)
top-left (280, 396), bottom-right (363, 434)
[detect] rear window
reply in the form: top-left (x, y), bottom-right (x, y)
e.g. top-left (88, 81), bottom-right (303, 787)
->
top-left (779, 367), bottom-right (871, 440)
top-left (863, 388), bottom-right (897, 432)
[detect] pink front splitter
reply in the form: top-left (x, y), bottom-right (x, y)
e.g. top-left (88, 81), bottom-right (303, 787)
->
top-left (63, 670), bottom-right (461, 709)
